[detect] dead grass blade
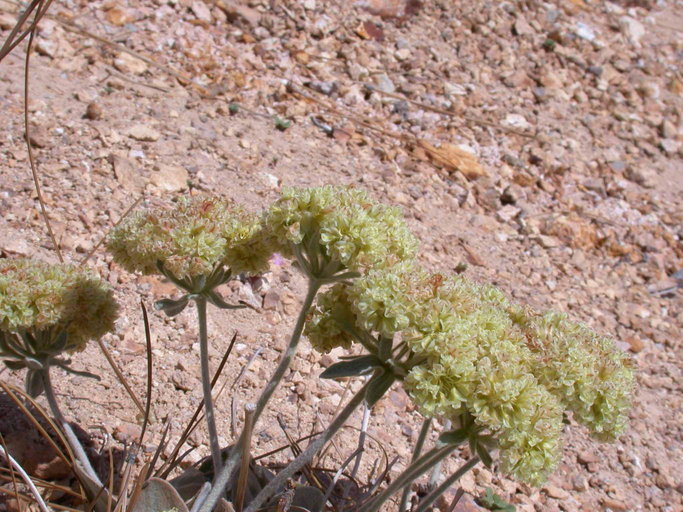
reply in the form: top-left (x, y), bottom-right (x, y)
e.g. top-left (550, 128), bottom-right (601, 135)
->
top-left (139, 300), bottom-right (154, 445)
top-left (0, 0), bottom-right (55, 61)
top-left (0, 435), bottom-right (50, 512)
top-left (145, 420), bottom-right (170, 482)
top-left (124, 462), bottom-right (151, 512)
top-left (0, 382), bottom-right (73, 471)
top-left (96, 337), bottom-right (145, 417)
top-left (22, 0), bottom-right (63, 262)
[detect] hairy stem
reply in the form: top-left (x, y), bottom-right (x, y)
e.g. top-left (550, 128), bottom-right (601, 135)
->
top-left (196, 296), bottom-right (223, 480)
top-left (199, 278), bottom-right (321, 512)
top-left (358, 444), bottom-right (457, 512)
top-left (244, 378), bottom-right (373, 512)
top-left (398, 417), bottom-right (433, 512)
top-left (428, 419), bottom-right (451, 488)
top-left (413, 457), bottom-right (480, 512)
top-left (41, 369), bottom-right (102, 488)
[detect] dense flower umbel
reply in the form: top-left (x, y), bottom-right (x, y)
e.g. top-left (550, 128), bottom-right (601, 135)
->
top-left (0, 259), bottom-right (118, 352)
top-left (510, 309), bottom-right (635, 441)
top-left (107, 196), bottom-right (272, 279)
top-left (307, 266), bottom-right (634, 485)
top-left (264, 186), bottom-right (418, 276)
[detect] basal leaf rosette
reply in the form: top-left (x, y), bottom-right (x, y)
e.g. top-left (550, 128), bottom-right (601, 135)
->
top-left (0, 258), bottom-right (118, 353)
top-left (512, 310), bottom-right (635, 441)
top-left (264, 186), bottom-right (418, 278)
top-left (107, 196), bottom-right (272, 280)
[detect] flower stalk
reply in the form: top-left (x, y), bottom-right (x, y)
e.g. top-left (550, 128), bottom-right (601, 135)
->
top-left (358, 443), bottom-right (458, 512)
top-left (41, 368), bottom-right (103, 489)
top-left (398, 417), bottom-right (433, 512)
top-left (199, 277), bottom-right (322, 512)
top-left (243, 377), bottom-right (373, 512)
top-left (196, 295), bottom-right (222, 480)
top-left (413, 456), bottom-right (480, 512)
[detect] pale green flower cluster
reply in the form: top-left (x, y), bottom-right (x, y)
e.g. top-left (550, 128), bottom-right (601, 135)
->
top-left (307, 265), bottom-right (634, 485)
top-left (0, 259), bottom-right (118, 352)
top-left (304, 283), bottom-right (356, 353)
top-left (264, 186), bottom-right (418, 274)
top-left (107, 196), bottom-right (272, 279)
top-left (510, 310), bottom-right (635, 441)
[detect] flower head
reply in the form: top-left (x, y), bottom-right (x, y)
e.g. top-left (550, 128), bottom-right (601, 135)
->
top-left (264, 186), bottom-right (418, 276)
top-left (511, 310), bottom-right (635, 440)
top-left (0, 259), bottom-right (118, 352)
top-left (304, 283), bottom-right (356, 353)
top-left (107, 196), bottom-right (272, 279)
top-left (312, 265), bottom-right (633, 485)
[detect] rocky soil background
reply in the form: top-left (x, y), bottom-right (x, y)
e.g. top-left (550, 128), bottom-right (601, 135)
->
top-left (0, 0), bottom-right (681, 511)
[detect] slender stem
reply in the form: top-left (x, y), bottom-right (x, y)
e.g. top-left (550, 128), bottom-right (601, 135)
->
top-left (244, 378), bottom-right (373, 512)
top-left (41, 369), bottom-right (103, 488)
top-left (413, 457), bottom-right (480, 512)
top-left (398, 418), bottom-right (433, 512)
top-left (199, 278), bottom-right (321, 512)
top-left (358, 444), bottom-right (457, 512)
top-left (428, 419), bottom-right (451, 488)
top-left (196, 295), bottom-right (223, 480)
top-left (252, 278), bottom-right (321, 423)
top-left (350, 403), bottom-right (372, 478)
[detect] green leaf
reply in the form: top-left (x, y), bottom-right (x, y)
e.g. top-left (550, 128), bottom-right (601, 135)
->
top-left (132, 477), bottom-right (189, 512)
top-left (57, 363), bottom-right (101, 381)
top-left (51, 330), bottom-right (69, 353)
top-left (154, 296), bottom-right (189, 317)
top-left (476, 488), bottom-right (516, 512)
top-left (365, 370), bottom-right (395, 407)
top-left (292, 485), bottom-right (326, 512)
top-left (320, 355), bottom-right (382, 379)
top-left (274, 117), bottom-right (292, 131)
top-left (24, 357), bottom-right (44, 371)
top-left (378, 336), bottom-right (393, 361)
top-left (25, 370), bottom-right (45, 398)
top-left (205, 291), bottom-right (246, 310)
top-left (438, 428), bottom-right (469, 446)
top-left (3, 360), bottom-right (26, 370)
top-left (476, 442), bottom-right (493, 468)
top-left (156, 261), bottom-right (190, 291)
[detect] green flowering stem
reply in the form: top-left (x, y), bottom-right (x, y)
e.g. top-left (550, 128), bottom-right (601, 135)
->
top-left (41, 368), bottom-right (104, 492)
top-left (253, 277), bottom-right (321, 424)
top-left (358, 443), bottom-right (459, 512)
top-left (199, 277), bottom-right (322, 512)
top-left (243, 377), bottom-right (374, 512)
top-left (413, 456), bottom-right (480, 512)
top-left (398, 417), bottom-right (433, 512)
top-left (196, 295), bottom-right (223, 481)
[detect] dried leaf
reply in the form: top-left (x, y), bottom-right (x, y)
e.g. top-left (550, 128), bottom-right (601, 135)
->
top-left (416, 139), bottom-right (487, 180)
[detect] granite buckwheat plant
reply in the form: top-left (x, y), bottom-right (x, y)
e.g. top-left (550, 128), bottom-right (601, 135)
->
top-left (0, 258), bottom-right (118, 493)
top-left (2, 186), bottom-right (634, 512)
top-left (107, 195), bottom-right (272, 479)
top-left (201, 185), bottom-right (419, 511)
top-left (300, 263), bottom-right (635, 512)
